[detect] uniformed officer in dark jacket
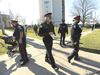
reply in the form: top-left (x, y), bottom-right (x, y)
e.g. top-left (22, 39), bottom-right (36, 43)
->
top-left (33, 24), bottom-right (38, 35)
top-left (38, 13), bottom-right (59, 70)
top-left (11, 20), bottom-right (29, 66)
top-left (67, 16), bottom-right (82, 63)
top-left (58, 20), bottom-right (68, 46)
top-left (92, 24), bottom-right (94, 31)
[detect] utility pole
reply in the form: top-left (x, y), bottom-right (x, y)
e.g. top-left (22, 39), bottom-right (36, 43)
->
top-left (62, 0), bottom-right (65, 21)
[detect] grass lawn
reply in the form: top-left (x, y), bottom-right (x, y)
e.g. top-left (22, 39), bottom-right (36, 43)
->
top-left (6, 27), bottom-right (91, 40)
top-left (79, 29), bottom-right (100, 54)
top-left (0, 31), bottom-right (10, 55)
top-left (27, 27), bottom-right (91, 40)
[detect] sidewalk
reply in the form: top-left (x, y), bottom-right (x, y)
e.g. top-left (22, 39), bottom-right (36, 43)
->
top-left (0, 30), bottom-right (100, 75)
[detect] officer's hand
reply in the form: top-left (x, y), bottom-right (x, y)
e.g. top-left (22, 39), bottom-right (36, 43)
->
top-left (49, 32), bottom-right (53, 35)
top-left (55, 34), bottom-right (56, 36)
top-left (19, 40), bottom-right (22, 44)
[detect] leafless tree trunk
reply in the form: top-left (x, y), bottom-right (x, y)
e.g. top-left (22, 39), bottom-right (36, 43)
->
top-left (70, 0), bottom-right (97, 26)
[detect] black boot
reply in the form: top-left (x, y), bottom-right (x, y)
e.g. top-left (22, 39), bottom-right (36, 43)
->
top-left (20, 61), bottom-right (27, 66)
top-left (68, 50), bottom-right (76, 63)
top-left (20, 59), bottom-right (29, 66)
top-left (60, 43), bottom-right (62, 47)
top-left (67, 56), bottom-right (71, 63)
top-left (52, 65), bottom-right (59, 71)
top-left (74, 58), bottom-right (80, 61)
top-left (45, 59), bottom-right (51, 64)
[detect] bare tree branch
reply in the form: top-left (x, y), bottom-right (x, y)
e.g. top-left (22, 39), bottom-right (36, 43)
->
top-left (70, 0), bottom-right (97, 26)
top-left (20, 17), bottom-right (26, 26)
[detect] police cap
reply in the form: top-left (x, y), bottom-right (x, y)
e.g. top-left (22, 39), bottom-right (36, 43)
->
top-left (44, 13), bottom-right (52, 17)
top-left (74, 16), bottom-right (81, 20)
top-left (11, 20), bottom-right (18, 23)
top-left (62, 20), bottom-right (65, 22)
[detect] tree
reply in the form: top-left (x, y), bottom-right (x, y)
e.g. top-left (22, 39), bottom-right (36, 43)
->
top-left (70, 0), bottom-right (97, 26)
top-left (2, 14), bottom-right (10, 27)
top-left (9, 9), bottom-right (21, 24)
top-left (0, 11), bottom-right (6, 35)
top-left (20, 17), bottom-right (26, 26)
top-left (0, 0), bottom-right (6, 35)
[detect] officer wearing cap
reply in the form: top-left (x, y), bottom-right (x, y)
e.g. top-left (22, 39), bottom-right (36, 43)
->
top-left (67, 16), bottom-right (82, 63)
top-left (58, 20), bottom-right (68, 46)
top-left (38, 13), bottom-right (59, 70)
top-left (11, 20), bottom-right (29, 66)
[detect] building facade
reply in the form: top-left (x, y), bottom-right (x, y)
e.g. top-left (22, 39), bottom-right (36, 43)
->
top-left (39, 0), bottom-right (65, 26)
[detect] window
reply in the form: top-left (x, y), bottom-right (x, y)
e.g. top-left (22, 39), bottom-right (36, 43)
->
top-left (44, 1), bottom-right (49, 4)
top-left (44, 10), bottom-right (49, 13)
top-left (44, 5), bottom-right (49, 9)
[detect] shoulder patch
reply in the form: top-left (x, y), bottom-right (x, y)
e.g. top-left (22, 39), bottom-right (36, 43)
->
top-left (18, 25), bottom-right (23, 30)
top-left (18, 25), bottom-right (21, 28)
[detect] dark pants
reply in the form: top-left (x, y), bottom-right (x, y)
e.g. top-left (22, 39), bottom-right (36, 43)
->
top-left (34, 30), bottom-right (37, 35)
top-left (60, 32), bottom-right (65, 44)
top-left (68, 39), bottom-right (79, 60)
top-left (43, 37), bottom-right (55, 67)
top-left (19, 38), bottom-right (28, 62)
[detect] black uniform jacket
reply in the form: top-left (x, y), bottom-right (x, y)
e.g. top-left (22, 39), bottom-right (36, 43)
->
top-left (38, 21), bottom-right (55, 38)
top-left (34, 25), bottom-right (38, 31)
top-left (71, 23), bottom-right (82, 42)
top-left (58, 23), bottom-right (68, 34)
top-left (13, 24), bottom-right (25, 41)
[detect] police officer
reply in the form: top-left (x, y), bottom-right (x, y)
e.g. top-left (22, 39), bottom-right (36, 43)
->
top-left (67, 16), bottom-right (82, 63)
top-left (38, 13), bottom-right (59, 70)
top-left (92, 24), bottom-right (94, 31)
top-left (58, 20), bottom-right (68, 46)
top-left (11, 20), bottom-right (29, 66)
top-left (33, 24), bottom-right (38, 35)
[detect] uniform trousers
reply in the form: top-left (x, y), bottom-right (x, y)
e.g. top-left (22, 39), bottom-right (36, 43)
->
top-left (43, 36), bottom-right (55, 67)
top-left (68, 39), bottom-right (79, 60)
top-left (19, 38), bottom-right (28, 62)
top-left (60, 32), bottom-right (65, 44)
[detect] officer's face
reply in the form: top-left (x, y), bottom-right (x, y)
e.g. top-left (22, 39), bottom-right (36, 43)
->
top-left (75, 19), bottom-right (80, 23)
top-left (46, 16), bottom-right (52, 23)
top-left (12, 22), bottom-right (17, 26)
top-left (62, 21), bottom-right (65, 24)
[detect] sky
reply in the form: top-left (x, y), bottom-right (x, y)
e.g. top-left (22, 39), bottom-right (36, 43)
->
top-left (0, 0), bottom-right (100, 25)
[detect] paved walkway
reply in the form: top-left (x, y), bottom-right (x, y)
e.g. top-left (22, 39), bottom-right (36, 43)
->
top-left (0, 29), bottom-right (100, 75)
